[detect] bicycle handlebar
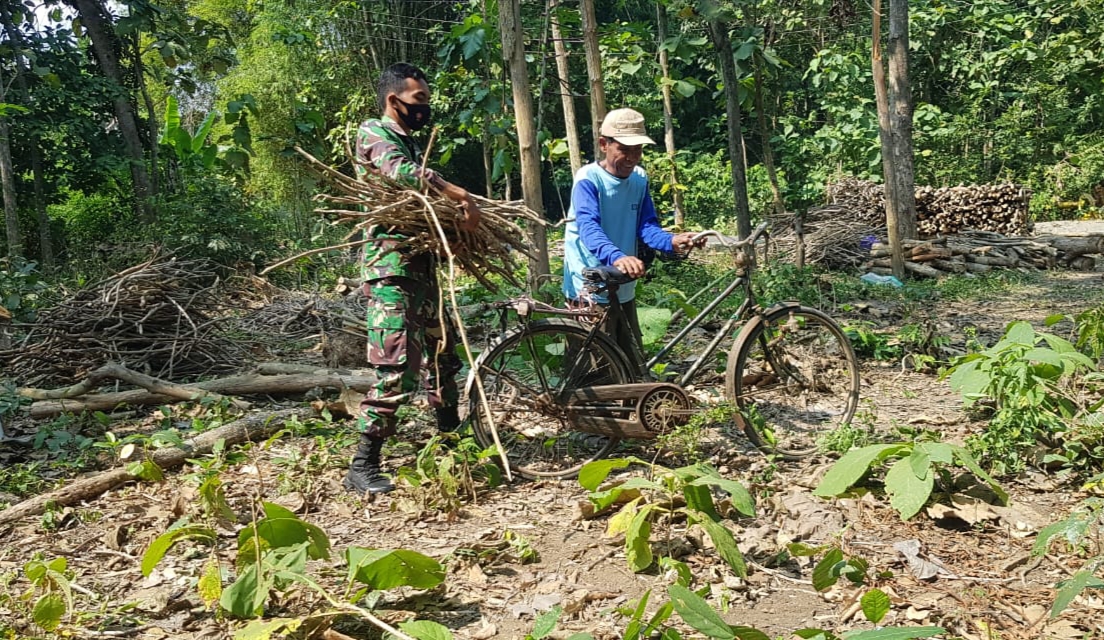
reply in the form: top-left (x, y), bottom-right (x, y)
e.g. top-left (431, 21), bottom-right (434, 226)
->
top-left (690, 220), bottom-right (769, 249)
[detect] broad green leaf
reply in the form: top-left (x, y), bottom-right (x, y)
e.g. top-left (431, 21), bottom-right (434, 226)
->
top-left (916, 442), bottom-right (954, 464)
top-left (566, 635), bottom-right (596, 640)
top-left (950, 446), bottom-right (1009, 504)
top-left (690, 476), bottom-right (756, 517)
top-left (192, 112), bottom-right (218, 154)
top-left (860, 588), bottom-right (891, 623)
top-left (1040, 332), bottom-right (1079, 354)
top-left (346, 548), bottom-right (444, 590)
top-left (608, 497), bottom-right (642, 537)
top-left (812, 548), bottom-right (844, 591)
top-left (907, 449), bottom-right (931, 481)
top-left (947, 359), bottom-right (988, 401)
top-left (221, 563), bottom-right (267, 618)
top-left (697, 516), bottom-right (747, 577)
top-left (237, 503), bottom-right (330, 565)
top-left (794, 629), bottom-right (840, 640)
top-left (32, 593), bottom-right (66, 631)
top-left (842, 626), bottom-right (944, 640)
top-left (579, 458), bottom-right (631, 491)
top-left (1023, 348), bottom-right (1063, 367)
top-left (787, 542), bottom-right (832, 557)
top-left (682, 483), bottom-right (720, 520)
top-left (141, 525), bottom-right (216, 577)
top-left (162, 94), bottom-right (181, 140)
top-left (588, 486), bottom-right (627, 511)
top-left (1044, 314), bottom-right (1067, 327)
top-left (637, 306), bottom-right (673, 346)
top-left (1004, 321), bottom-right (1035, 345)
top-left (668, 584), bottom-right (734, 639)
top-left (47, 557), bottom-right (66, 573)
top-left (1051, 568), bottom-right (1104, 617)
top-left (398, 619), bottom-right (455, 640)
top-left (620, 476), bottom-right (665, 491)
top-left (198, 557), bottom-right (222, 607)
top-left (731, 627), bottom-right (770, 640)
top-left (814, 444), bottom-right (907, 497)
top-left (233, 618), bottom-right (302, 640)
top-left (623, 590), bottom-right (652, 638)
top-left (529, 605), bottom-right (562, 639)
top-left (626, 504), bottom-right (656, 572)
top-left (885, 458), bottom-right (934, 520)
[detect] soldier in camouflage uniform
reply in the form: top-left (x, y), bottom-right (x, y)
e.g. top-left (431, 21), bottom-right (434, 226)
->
top-left (344, 62), bottom-right (482, 495)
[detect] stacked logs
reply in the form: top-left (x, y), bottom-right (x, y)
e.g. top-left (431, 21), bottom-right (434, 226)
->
top-left (864, 231), bottom-right (1104, 278)
top-left (827, 177), bottom-right (1032, 237)
top-left (0, 257), bottom-right (245, 385)
top-left (914, 184), bottom-right (1032, 236)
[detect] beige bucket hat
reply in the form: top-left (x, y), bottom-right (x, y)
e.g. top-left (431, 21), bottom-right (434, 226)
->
top-left (600, 108), bottom-right (656, 146)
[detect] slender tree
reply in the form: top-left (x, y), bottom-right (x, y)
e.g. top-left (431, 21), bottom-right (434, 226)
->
top-left (550, 0), bottom-right (583, 174)
top-left (68, 0), bottom-right (154, 223)
top-left (753, 56), bottom-right (785, 216)
top-left (872, 0), bottom-right (905, 279)
top-left (707, 19), bottom-right (751, 239)
top-left (579, 0), bottom-right (606, 155)
top-left (0, 4), bottom-right (52, 265)
top-left (887, 0), bottom-right (917, 240)
top-left (0, 100), bottom-right (20, 259)
top-left (499, 0), bottom-right (550, 289)
top-left (656, 3), bottom-right (685, 226)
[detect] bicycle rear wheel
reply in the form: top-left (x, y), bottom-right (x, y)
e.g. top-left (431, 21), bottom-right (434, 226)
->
top-left (725, 306), bottom-right (860, 459)
top-left (467, 319), bottom-right (635, 479)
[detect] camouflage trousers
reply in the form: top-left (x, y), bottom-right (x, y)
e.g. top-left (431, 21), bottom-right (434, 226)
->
top-left (357, 270), bottom-right (462, 438)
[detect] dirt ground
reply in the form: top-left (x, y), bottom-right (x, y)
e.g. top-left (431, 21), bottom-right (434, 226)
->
top-left (2, 265), bottom-right (1104, 640)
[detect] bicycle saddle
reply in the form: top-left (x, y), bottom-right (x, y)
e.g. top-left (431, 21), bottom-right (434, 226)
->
top-left (582, 266), bottom-right (634, 286)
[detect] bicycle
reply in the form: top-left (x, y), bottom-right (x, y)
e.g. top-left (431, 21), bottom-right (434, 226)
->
top-left (464, 221), bottom-right (860, 479)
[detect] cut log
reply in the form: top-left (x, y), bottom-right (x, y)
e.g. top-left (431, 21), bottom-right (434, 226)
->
top-left (1033, 234), bottom-right (1104, 262)
top-left (24, 371), bottom-right (380, 418)
top-left (0, 407), bottom-right (318, 526)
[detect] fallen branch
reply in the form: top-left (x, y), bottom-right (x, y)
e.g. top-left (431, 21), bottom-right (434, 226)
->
top-left (23, 370), bottom-right (381, 418)
top-left (0, 407), bottom-right (318, 526)
top-left (17, 363), bottom-right (251, 412)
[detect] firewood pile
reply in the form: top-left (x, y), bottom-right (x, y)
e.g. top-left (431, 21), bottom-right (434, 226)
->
top-left (863, 231), bottom-right (1103, 278)
top-left (826, 177), bottom-right (1032, 236)
top-left (768, 205), bottom-right (885, 268)
top-left (0, 256), bottom-right (246, 385)
top-left (273, 147), bottom-right (546, 292)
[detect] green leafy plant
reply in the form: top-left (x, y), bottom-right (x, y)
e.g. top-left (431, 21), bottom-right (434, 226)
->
top-left (843, 322), bottom-right (902, 362)
top-left (1032, 498), bottom-right (1104, 617)
top-left (813, 442), bottom-right (1008, 520)
top-left (21, 557), bottom-right (73, 632)
top-left (579, 458), bottom-right (755, 575)
top-left (944, 321), bottom-right (1100, 474)
top-left (789, 543), bottom-right (897, 625)
top-left (394, 434), bottom-right (502, 516)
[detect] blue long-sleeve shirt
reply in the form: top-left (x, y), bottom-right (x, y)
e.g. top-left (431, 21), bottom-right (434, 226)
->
top-left (563, 163), bottom-right (674, 303)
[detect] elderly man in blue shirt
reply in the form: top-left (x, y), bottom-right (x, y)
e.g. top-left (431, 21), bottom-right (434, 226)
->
top-left (563, 108), bottom-right (703, 367)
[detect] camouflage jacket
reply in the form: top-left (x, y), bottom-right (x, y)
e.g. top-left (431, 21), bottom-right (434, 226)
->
top-left (353, 116), bottom-right (443, 280)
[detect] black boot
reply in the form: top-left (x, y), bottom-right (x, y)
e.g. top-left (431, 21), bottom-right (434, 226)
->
top-left (435, 406), bottom-right (462, 433)
top-left (343, 434), bottom-right (393, 495)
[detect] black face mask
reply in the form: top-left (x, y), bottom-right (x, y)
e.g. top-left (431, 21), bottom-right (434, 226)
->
top-left (394, 97), bottom-right (431, 131)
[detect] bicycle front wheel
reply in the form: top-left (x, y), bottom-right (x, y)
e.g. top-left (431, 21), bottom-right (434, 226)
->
top-left (467, 319), bottom-right (635, 479)
top-left (725, 305), bottom-right (860, 459)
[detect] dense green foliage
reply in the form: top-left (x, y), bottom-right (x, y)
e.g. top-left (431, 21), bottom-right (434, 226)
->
top-left (1, 0), bottom-right (1102, 279)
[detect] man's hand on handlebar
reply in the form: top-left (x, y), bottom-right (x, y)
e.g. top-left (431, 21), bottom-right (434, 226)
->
top-left (671, 232), bottom-right (708, 254)
top-left (612, 255), bottom-right (647, 279)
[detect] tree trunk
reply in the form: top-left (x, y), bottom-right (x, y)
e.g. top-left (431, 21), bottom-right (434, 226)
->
top-left (888, 0), bottom-right (917, 240)
top-left (656, 4), bottom-right (685, 226)
top-left (132, 31), bottom-right (160, 198)
top-left (872, 0), bottom-right (905, 280)
top-left (0, 3), bottom-right (52, 266)
top-left (551, 0), bottom-right (583, 174)
top-left (68, 0), bottom-right (155, 224)
top-left (753, 57), bottom-right (785, 216)
top-left (579, 0), bottom-right (607, 155)
top-left (0, 116), bottom-right (20, 260)
top-left (499, 0), bottom-right (550, 292)
top-left (708, 20), bottom-right (752, 240)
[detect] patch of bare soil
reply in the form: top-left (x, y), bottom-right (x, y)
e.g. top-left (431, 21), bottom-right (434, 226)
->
top-left (2, 271), bottom-right (1104, 639)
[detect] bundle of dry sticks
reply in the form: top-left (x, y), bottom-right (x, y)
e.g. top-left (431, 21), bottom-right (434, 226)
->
top-left (270, 147), bottom-right (546, 292)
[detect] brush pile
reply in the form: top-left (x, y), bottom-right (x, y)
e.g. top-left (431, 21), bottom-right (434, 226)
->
top-left (0, 257), bottom-right (244, 385)
top-left (825, 177), bottom-right (1033, 236)
top-left (768, 205), bottom-right (885, 268)
top-left (283, 148), bottom-right (545, 292)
